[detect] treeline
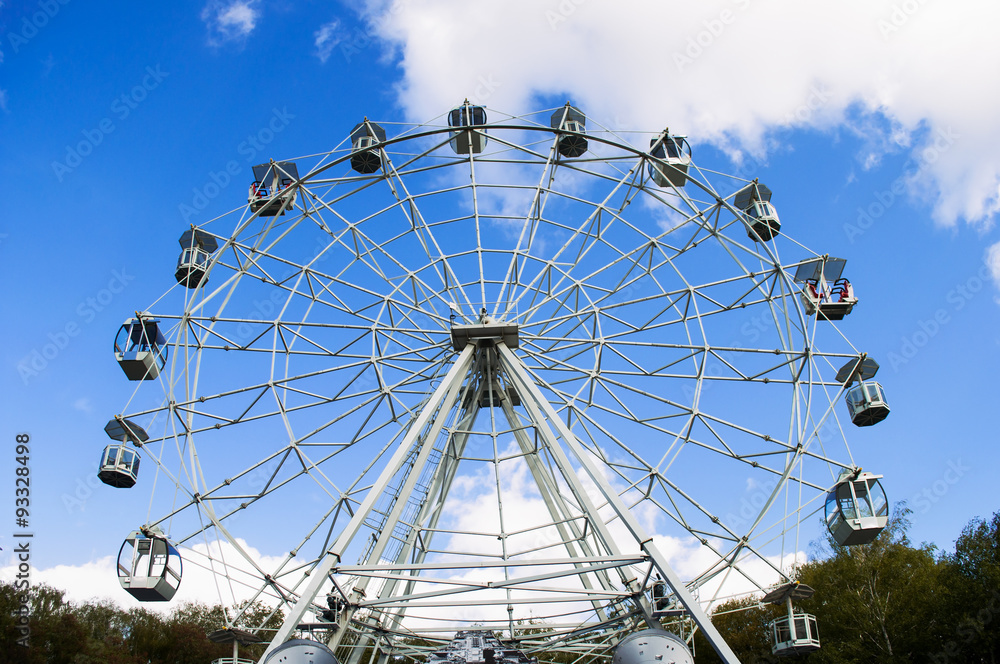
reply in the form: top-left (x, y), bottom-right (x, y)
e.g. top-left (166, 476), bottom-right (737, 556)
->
top-left (694, 506), bottom-right (1000, 663)
top-left (0, 586), bottom-right (278, 664)
top-left (3, 507), bottom-right (998, 664)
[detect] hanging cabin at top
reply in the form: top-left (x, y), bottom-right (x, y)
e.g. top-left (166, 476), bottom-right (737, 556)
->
top-left (794, 256), bottom-right (858, 320)
top-left (248, 161), bottom-right (299, 216)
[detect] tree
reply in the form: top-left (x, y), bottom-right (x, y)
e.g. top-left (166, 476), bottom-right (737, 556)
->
top-left (795, 504), bottom-right (946, 664)
top-left (939, 510), bottom-right (1000, 663)
top-left (692, 596), bottom-right (783, 664)
top-left (0, 583), bottom-right (92, 663)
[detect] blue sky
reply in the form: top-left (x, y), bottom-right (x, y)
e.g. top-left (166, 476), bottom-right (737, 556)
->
top-left (2, 0), bottom-right (999, 613)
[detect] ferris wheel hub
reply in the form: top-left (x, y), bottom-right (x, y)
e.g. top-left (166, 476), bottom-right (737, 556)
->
top-left (450, 321), bottom-right (520, 351)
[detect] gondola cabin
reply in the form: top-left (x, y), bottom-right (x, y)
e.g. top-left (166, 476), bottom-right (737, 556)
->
top-left (448, 101), bottom-right (488, 155)
top-left (118, 529), bottom-right (182, 601)
top-left (350, 120), bottom-right (387, 174)
top-left (98, 417), bottom-right (149, 488)
top-left (99, 445), bottom-right (140, 488)
top-left (114, 316), bottom-right (167, 381)
top-left (825, 471), bottom-right (888, 546)
top-left (550, 104), bottom-right (588, 158)
top-left (764, 582), bottom-right (820, 656)
top-left (175, 228), bottom-right (219, 288)
top-left (771, 613), bottom-right (821, 656)
top-left (836, 355), bottom-right (890, 427)
top-left (734, 181), bottom-right (780, 241)
top-left (795, 257), bottom-right (858, 320)
top-left (845, 381), bottom-right (890, 427)
top-left (648, 131), bottom-right (691, 188)
top-left (248, 161), bottom-right (299, 216)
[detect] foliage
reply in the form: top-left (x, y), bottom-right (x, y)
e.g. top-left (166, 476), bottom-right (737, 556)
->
top-left (937, 511), bottom-right (1000, 663)
top-left (795, 505), bottom-right (945, 664)
top-left (692, 596), bottom-right (783, 664)
top-left (5, 509), bottom-right (1000, 663)
top-left (0, 582), bottom-right (280, 664)
top-left (694, 505), bottom-right (1000, 664)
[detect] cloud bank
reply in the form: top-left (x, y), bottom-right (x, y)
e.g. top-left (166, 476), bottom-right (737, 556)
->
top-left (358, 0), bottom-right (999, 231)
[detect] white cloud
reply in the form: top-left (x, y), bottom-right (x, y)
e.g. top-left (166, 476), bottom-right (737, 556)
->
top-left (359, 0), bottom-right (1000, 230)
top-left (0, 538), bottom-right (287, 613)
top-left (201, 0), bottom-right (260, 45)
top-left (0, 89), bottom-right (8, 114)
top-left (986, 241), bottom-right (1000, 289)
top-left (424, 438), bottom-right (801, 625)
top-left (314, 20), bottom-right (343, 63)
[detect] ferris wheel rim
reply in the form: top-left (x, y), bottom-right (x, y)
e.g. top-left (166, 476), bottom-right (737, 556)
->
top-left (109, 106), bottom-right (876, 657)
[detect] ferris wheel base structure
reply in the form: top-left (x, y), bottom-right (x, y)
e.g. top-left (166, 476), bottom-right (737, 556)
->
top-left (260, 326), bottom-right (741, 663)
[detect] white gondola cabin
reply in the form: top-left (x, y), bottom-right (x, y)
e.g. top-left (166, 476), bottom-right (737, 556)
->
top-left (771, 614), bottom-right (821, 656)
top-left (794, 257), bottom-right (858, 320)
top-left (648, 131), bottom-right (691, 188)
top-left (836, 355), bottom-right (890, 427)
top-left (99, 445), bottom-right (140, 488)
top-left (99, 417), bottom-right (149, 488)
top-left (118, 529), bottom-right (182, 601)
top-left (550, 103), bottom-right (588, 158)
top-left (248, 161), bottom-right (299, 216)
top-left (764, 582), bottom-right (820, 656)
top-left (175, 228), bottom-right (219, 288)
top-left (448, 101), bottom-right (488, 155)
top-left (114, 315), bottom-right (167, 380)
top-left (350, 120), bottom-right (386, 174)
top-left (734, 181), bottom-right (780, 241)
top-left (825, 471), bottom-right (888, 546)
top-left (845, 382), bottom-right (890, 427)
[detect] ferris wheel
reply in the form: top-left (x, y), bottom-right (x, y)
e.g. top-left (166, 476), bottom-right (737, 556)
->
top-left (100, 102), bottom-right (892, 664)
